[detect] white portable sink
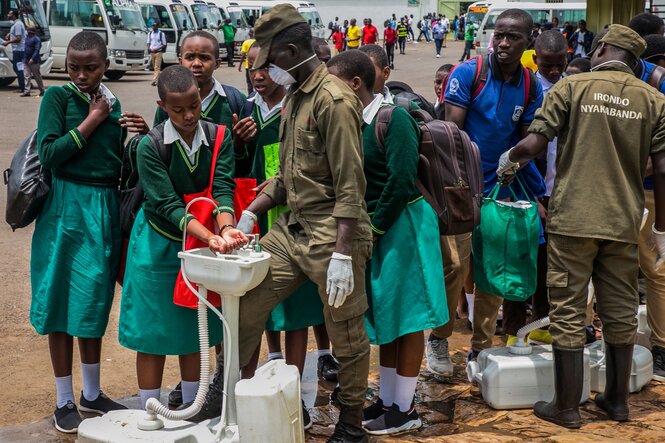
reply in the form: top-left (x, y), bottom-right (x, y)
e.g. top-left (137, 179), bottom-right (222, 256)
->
top-left (178, 248), bottom-right (271, 295)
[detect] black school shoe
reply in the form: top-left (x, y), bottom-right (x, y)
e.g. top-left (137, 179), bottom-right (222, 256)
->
top-left (53, 401), bottom-right (82, 434)
top-left (169, 382), bottom-right (183, 407)
top-left (364, 404), bottom-right (422, 435)
top-left (78, 391), bottom-right (128, 414)
top-left (318, 354), bottom-right (340, 382)
top-left (362, 398), bottom-right (389, 425)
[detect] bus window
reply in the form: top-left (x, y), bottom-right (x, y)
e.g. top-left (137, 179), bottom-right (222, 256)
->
top-left (49, 0), bottom-right (104, 27)
top-left (169, 3), bottom-right (189, 30)
top-left (554, 9), bottom-right (586, 26)
top-left (484, 9), bottom-right (548, 30)
top-left (140, 4), bottom-right (172, 28)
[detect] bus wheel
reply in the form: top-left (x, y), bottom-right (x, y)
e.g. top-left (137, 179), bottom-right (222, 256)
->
top-left (104, 70), bottom-right (125, 81)
top-left (0, 77), bottom-right (17, 88)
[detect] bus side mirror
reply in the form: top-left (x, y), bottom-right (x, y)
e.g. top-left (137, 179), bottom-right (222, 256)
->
top-left (183, 19), bottom-right (188, 30)
top-left (112, 15), bottom-right (121, 26)
top-left (236, 19), bottom-right (241, 26)
top-left (203, 18), bottom-right (208, 28)
top-left (308, 19), bottom-right (312, 25)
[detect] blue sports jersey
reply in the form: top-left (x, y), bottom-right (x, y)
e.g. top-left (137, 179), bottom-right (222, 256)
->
top-left (445, 55), bottom-right (545, 199)
top-left (640, 59), bottom-right (665, 191)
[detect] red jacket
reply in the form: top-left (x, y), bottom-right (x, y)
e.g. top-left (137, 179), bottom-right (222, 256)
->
top-left (332, 31), bottom-right (344, 50)
top-left (384, 28), bottom-right (397, 44)
top-left (362, 25), bottom-right (378, 45)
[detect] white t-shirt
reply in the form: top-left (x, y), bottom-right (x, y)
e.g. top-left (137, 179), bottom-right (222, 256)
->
top-left (574, 31), bottom-right (586, 56)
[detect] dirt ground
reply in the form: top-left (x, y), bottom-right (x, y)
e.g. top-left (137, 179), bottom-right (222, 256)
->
top-left (0, 38), bottom-right (663, 442)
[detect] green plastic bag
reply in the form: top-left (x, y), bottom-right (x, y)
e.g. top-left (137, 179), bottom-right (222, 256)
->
top-left (472, 176), bottom-right (539, 301)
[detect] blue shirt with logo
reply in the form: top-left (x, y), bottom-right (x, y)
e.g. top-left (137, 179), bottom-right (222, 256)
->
top-left (445, 55), bottom-right (545, 199)
top-left (639, 59), bottom-right (665, 190)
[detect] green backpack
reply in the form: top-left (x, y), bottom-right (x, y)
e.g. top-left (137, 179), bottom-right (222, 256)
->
top-left (472, 176), bottom-right (540, 301)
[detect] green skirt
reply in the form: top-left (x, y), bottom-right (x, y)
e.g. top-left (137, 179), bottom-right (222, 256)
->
top-left (119, 210), bottom-right (223, 355)
top-left (265, 280), bottom-right (325, 331)
top-left (365, 198), bottom-right (448, 345)
top-left (30, 177), bottom-right (121, 338)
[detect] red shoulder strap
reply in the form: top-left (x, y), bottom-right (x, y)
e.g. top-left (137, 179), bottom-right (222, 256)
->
top-left (207, 124), bottom-right (226, 189)
top-left (471, 55), bottom-right (489, 100)
top-left (523, 67), bottom-right (531, 110)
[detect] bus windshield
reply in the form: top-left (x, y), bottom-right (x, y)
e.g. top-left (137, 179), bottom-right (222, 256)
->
top-left (298, 8), bottom-right (318, 27)
top-left (227, 7), bottom-right (246, 28)
top-left (466, 7), bottom-right (488, 25)
top-left (0, 0), bottom-right (49, 39)
top-left (190, 3), bottom-right (215, 29)
top-left (107, 0), bottom-right (146, 31)
top-left (206, 3), bottom-right (223, 28)
top-left (170, 3), bottom-right (191, 30)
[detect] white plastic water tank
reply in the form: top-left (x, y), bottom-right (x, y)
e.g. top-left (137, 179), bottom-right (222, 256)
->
top-left (472, 345), bottom-right (591, 410)
top-left (235, 359), bottom-right (304, 443)
top-left (585, 342), bottom-right (653, 393)
top-left (636, 305), bottom-right (652, 349)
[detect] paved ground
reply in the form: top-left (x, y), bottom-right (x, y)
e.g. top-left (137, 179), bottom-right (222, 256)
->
top-left (0, 38), bottom-right (663, 442)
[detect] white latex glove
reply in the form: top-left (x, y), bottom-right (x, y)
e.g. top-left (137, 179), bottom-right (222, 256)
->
top-left (326, 252), bottom-right (354, 308)
top-left (236, 210), bottom-right (257, 235)
top-left (652, 224), bottom-right (665, 270)
top-left (497, 147), bottom-right (520, 177)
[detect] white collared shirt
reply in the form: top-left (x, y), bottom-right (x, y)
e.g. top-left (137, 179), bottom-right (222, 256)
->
top-left (201, 79), bottom-right (227, 111)
top-left (163, 119), bottom-right (208, 163)
top-left (249, 93), bottom-right (284, 122)
top-left (147, 28), bottom-right (166, 51)
top-left (71, 82), bottom-right (117, 106)
top-left (363, 93), bottom-right (385, 124)
top-left (537, 70), bottom-right (560, 197)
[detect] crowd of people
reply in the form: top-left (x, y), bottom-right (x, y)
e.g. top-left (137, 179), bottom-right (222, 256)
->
top-left (16, 1), bottom-right (665, 442)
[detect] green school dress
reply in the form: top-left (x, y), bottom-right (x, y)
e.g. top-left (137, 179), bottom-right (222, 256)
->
top-left (240, 99), bottom-right (324, 332)
top-left (363, 104), bottom-right (448, 345)
top-left (30, 84), bottom-right (124, 338)
top-left (118, 126), bottom-right (235, 355)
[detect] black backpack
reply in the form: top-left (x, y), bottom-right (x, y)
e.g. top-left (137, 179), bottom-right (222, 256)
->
top-left (4, 130), bottom-right (51, 231)
top-left (119, 120), bottom-right (219, 236)
top-left (385, 80), bottom-right (437, 119)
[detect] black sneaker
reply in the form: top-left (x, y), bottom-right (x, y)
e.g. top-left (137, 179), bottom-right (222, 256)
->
top-left (653, 346), bottom-right (665, 382)
top-left (302, 400), bottom-right (312, 430)
top-left (168, 382), bottom-right (183, 407)
top-left (364, 405), bottom-right (422, 435)
top-left (53, 401), bottom-right (82, 434)
top-left (362, 398), bottom-right (388, 425)
top-left (178, 367), bottom-right (223, 422)
top-left (318, 354), bottom-right (340, 382)
top-left (79, 391), bottom-right (127, 414)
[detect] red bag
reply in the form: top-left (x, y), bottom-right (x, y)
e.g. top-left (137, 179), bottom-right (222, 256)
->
top-left (173, 125), bottom-right (226, 309)
top-left (233, 177), bottom-right (259, 234)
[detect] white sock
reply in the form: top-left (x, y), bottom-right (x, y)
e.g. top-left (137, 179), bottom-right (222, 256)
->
top-left (268, 352), bottom-right (284, 361)
top-left (318, 349), bottom-right (332, 358)
top-left (181, 380), bottom-right (200, 404)
top-left (81, 363), bottom-right (101, 402)
top-left (394, 374), bottom-right (418, 413)
top-left (466, 293), bottom-right (475, 324)
top-left (55, 375), bottom-right (75, 408)
top-left (139, 388), bottom-right (161, 410)
top-left (378, 366), bottom-right (396, 407)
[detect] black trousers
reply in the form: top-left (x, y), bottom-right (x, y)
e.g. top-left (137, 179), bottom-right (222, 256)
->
top-left (226, 42), bottom-right (235, 66)
top-left (385, 42), bottom-right (395, 67)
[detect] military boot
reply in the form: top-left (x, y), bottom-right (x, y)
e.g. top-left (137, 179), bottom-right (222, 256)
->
top-left (327, 404), bottom-right (368, 443)
top-left (595, 342), bottom-right (633, 422)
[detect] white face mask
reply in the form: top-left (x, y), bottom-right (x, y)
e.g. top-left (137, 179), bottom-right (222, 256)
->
top-left (268, 53), bottom-right (318, 86)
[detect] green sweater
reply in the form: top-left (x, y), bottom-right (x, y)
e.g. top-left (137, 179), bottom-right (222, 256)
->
top-left (363, 105), bottom-right (420, 237)
top-left (236, 103), bottom-right (285, 234)
top-left (153, 89), bottom-right (242, 130)
top-left (137, 126), bottom-right (236, 241)
top-left (37, 83), bottom-right (125, 185)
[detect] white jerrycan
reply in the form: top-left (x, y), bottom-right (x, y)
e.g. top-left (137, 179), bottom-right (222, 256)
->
top-left (636, 305), bottom-right (652, 350)
top-left (586, 342), bottom-right (653, 393)
top-left (235, 359), bottom-right (304, 443)
top-left (470, 345), bottom-right (591, 410)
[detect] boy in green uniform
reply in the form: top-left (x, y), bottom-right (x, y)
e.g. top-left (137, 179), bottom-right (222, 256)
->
top-left (119, 64), bottom-right (246, 413)
top-left (328, 50), bottom-right (447, 436)
top-left (498, 25), bottom-right (665, 429)
top-left (153, 31), bottom-right (248, 135)
top-left (32, 31), bottom-right (128, 433)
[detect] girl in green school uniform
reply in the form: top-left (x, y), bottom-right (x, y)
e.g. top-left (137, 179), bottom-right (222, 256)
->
top-left (153, 31), bottom-right (247, 131)
top-left (328, 51), bottom-right (448, 436)
top-left (119, 65), bottom-right (246, 410)
top-left (31, 32), bottom-right (128, 434)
